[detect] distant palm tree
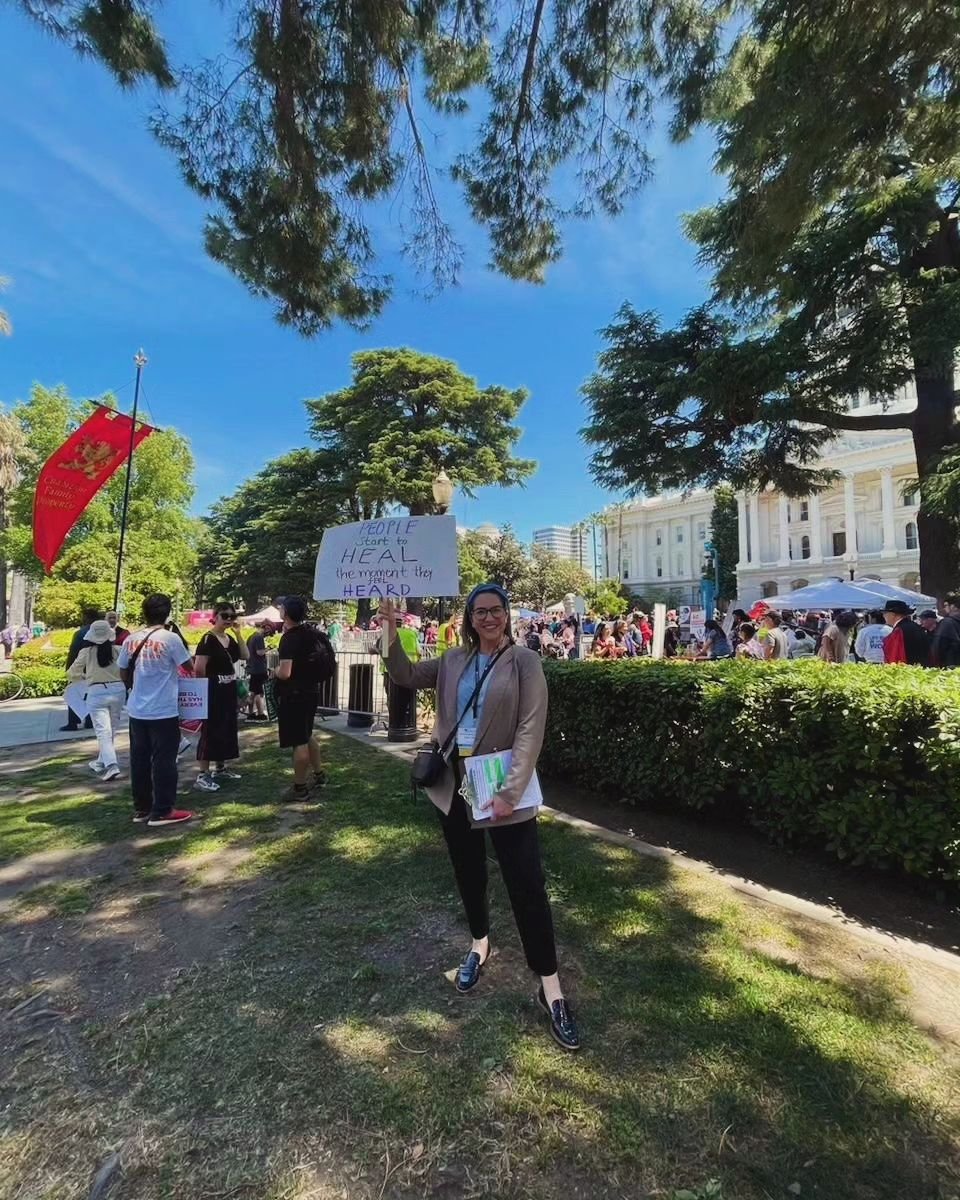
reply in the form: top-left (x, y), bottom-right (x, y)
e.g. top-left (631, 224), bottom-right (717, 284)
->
top-left (0, 276), bottom-right (11, 337)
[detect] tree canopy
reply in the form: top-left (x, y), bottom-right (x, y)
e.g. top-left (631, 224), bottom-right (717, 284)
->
top-left (582, 0), bottom-right (960, 598)
top-left (14, 0), bottom-right (727, 332)
top-left (308, 348), bottom-right (534, 515)
top-left (0, 384), bottom-right (199, 623)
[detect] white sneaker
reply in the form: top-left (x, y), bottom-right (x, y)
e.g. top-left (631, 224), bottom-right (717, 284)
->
top-left (88, 761), bottom-right (105, 774)
top-left (214, 768), bottom-right (242, 782)
top-left (177, 738), bottom-right (191, 758)
top-left (102, 764), bottom-right (121, 781)
top-left (194, 772), bottom-right (220, 792)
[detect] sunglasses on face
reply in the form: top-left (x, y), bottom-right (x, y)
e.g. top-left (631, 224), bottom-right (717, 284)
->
top-left (219, 612), bottom-right (236, 621)
top-left (471, 605), bottom-right (505, 621)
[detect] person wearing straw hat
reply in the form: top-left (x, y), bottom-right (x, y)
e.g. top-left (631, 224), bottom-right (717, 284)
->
top-left (67, 618), bottom-right (126, 781)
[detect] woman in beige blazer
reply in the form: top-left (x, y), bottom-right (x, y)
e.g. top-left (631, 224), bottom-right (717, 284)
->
top-left (381, 583), bottom-right (580, 1051)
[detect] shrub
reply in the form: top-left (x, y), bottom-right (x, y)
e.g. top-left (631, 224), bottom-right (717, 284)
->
top-left (1, 665), bottom-right (68, 700)
top-left (542, 658), bottom-right (960, 881)
top-left (12, 641), bottom-right (69, 670)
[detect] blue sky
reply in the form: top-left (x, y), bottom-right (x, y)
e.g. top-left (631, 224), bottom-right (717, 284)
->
top-left (0, 3), bottom-right (723, 542)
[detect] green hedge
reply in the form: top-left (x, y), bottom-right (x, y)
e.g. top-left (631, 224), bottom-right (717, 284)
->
top-left (0, 665), bottom-right (68, 700)
top-left (12, 642), bottom-right (69, 670)
top-left (542, 659), bottom-right (960, 882)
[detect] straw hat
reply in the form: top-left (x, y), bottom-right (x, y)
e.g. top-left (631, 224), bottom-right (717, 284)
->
top-left (87, 619), bottom-right (116, 645)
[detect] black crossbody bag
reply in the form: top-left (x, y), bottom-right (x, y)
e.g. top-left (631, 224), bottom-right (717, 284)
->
top-left (410, 645), bottom-right (509, 796)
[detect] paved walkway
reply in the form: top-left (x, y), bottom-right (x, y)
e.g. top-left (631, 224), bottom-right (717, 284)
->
top-left (0, 696), bottom-right (126, 750)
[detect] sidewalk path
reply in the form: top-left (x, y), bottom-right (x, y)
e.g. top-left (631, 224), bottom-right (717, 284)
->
top-left (0, 696), bottom-right (128, 750)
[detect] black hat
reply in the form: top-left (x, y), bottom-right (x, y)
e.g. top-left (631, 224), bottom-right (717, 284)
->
top-left (919, 609), bottom-right (938, 620)
top-left (882, 599), bottom-right (912, 616)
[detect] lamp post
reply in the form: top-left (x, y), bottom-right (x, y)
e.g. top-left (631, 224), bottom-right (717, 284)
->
top-left (387, 468), bottom-right (455, 744)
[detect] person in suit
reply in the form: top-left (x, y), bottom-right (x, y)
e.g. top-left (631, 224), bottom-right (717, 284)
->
top-left (882, 601), bottom-right (930, 666)
top-left (381, 583), bottom-right (581, 1052)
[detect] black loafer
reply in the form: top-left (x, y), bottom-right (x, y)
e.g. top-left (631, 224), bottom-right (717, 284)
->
top-left (455, 945), bottom-right (490, 993)
top-left (537, 985), bottom-right (581, 1051)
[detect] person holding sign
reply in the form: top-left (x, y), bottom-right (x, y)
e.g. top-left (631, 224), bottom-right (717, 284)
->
top-left (67, 618), bottom-right (125, 781)
top-left (381, 584), bottom-right (581, 1052)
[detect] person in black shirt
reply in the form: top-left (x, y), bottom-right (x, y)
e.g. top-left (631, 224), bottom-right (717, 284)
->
top-left (60, 606), bottom-right (101, 731)
top-left (245, 620), bottom-right (270, 719)
top-left (275, 596), bottom-right (327, 802)
top-left (193, 603), bottom-right (249, 791)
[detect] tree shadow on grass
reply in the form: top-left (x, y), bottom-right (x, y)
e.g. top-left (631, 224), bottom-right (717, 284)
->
top-left (2, 734), bottom-right (959, 1200)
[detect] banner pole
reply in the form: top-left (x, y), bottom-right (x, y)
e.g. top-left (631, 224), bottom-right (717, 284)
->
top-left (113, 350), bottom-right (147, 612)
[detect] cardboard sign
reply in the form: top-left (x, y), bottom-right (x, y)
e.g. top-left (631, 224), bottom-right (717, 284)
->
top-left (313, 514), bottom-right (460, 601)
top-left (177, 677), bottom-right (209, 720)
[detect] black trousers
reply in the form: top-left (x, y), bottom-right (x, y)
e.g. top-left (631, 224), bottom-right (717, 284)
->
top-left (129, 716), bottom-right (180, 819)
top-left (438, 786), bottom-right (558, 977)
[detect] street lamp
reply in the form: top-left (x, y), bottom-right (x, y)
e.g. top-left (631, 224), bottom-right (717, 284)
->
top-left (432, 468), bottom-right (454, 513)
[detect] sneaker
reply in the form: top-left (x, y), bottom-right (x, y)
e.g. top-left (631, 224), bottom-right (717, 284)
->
top-left (312, 770), bottom-right (327, 790)
top-left (147, 809), bottom-right (194, 827)
top-left (132, 812), bottom-right (151, 823)
top-left (101, 764), bottom-right (121, 781)
top-left (59, 724), bottom-right (81, 733)
top-left (88, 760), bottom-right (105, 774)
top-left (193, 772), bottom-right (220, 792)
top-left (282, 784), bottom-right (312, 803)
top-left (177, 738), bottom-right (191, 758)
top-left (214, 768), bottom-right (242, 782)
top-left (536, 986), bottom-right (582, 1052)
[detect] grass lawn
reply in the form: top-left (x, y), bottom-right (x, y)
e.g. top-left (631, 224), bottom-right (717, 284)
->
top-left (1, 728), bottom-right (959, 1200)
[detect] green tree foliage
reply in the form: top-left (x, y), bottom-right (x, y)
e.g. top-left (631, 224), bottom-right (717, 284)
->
top-left (199, 448), bottom-right (361, 611)
top-left (523, 546), bottom-right (592, 611)
top-left (308, 349), bottom-right (534, 515)
top-left (14, 0), bottom-right (726, 332)
top-left (706, 484), bottom-right (738, 602)
top-left (0, 276), bottom-right (11, 337)
top-left (0, 385), bottom-right (198, 623)
top-left (456, 525), bottom-right (530, 600)
top-left (584, 578), bottom-right (627, 617)
top-left (583, 1), bottom-right (960, 598)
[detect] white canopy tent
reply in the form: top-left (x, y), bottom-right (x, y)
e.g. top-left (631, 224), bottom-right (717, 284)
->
top-left (765, 579), bottom-right (899, 609)
top-left (849, 579), bottom-right (937, 607)
top-left (239, 604), bottom-right (282, 626)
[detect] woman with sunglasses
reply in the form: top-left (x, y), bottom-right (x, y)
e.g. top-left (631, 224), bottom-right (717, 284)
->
top-left (381, 583), bottom-right (581, 1051)
top-left (193, 602), bottom-right (249, 792)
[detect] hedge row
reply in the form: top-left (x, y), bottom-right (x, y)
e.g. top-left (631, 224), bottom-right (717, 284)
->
top-left (1, 665), bottom-right (68, 700)
top-left (541, 659), bottom-right (960, 882)
top-left (12, 642), bottom-right (69, 670)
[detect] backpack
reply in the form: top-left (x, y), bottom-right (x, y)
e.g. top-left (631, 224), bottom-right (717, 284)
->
top-left (299, 627), bottom-right (336, 686)
top-left (526, 631), bottom-right (542, 652)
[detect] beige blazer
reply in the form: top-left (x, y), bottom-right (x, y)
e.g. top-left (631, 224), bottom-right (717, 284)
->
top-left (386, 638), bottom-right (548, 828)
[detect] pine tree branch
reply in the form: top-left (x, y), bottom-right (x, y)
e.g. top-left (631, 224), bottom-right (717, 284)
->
top-left (511, 0), bottom-right (547, 150)
top-left (797, 408), bottom-right (914, 432)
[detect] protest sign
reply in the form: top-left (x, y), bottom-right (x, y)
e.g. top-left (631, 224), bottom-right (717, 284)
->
top-left (63, 682), bottom-right (89, 722)
top-left (178, 677), bottom-right (208, 721)
top-left (313, 514), bottom-right (459, 601)
top-left (689, 607), bottom-right (707, 642)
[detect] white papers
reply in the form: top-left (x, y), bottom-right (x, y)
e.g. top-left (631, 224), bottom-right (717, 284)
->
top-left (177, 677), bottom-right (209, 720)
top-left (63, 682), bottom-right (89, 721)
top-left (313, 514), bottom-right (460, 601)
top-left (461, 750), bottom-right (542, 821)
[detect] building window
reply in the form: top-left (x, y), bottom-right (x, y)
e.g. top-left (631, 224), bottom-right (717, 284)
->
top-left (801, 535), bottom-right (811, 560)
top-left (761, 581), bottom-right (779, 598)
top-left (791, 578), bottom-right (809, 590)
top-left (902, 486), bottom-right (918, 507)
top-left (676, 527), bottom-right (684, 544)
top-left (655, 529), bottom-right (662, 547)
top-left (850, 393), bottom-right (861, 410)
top-left (905, 521), bottom-right (918, 550)
top-left (800, 500), bottom-right (809, 521)
top-left (656, 556), bottom-right (663, 578)
top-left (788, 537), bottom-right (794, 559)
top-left (697, 522), bottom-right (706, 541)
top-left (832, 530), bottom-right (847, 556)
top-left (623, 562), bottom-right (630, 580)
top-left (676, 555), bottom-right (683, 575)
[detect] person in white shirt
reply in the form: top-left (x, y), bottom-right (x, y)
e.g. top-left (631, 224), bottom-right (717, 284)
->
top-left (854, 610), bottom-right (891, 664)
top-left (118, 593), bottom-right (195, 827)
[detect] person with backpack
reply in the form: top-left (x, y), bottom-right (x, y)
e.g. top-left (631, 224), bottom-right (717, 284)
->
top-left (117, 593), bottom-right (195, 827)
top-left (274, 596), bottom-right (334, 802)
top-left (193, 602), bottom-right (250, 792)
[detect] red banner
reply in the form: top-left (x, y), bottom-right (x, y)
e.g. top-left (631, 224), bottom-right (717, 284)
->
top-left (32, 405), bottom-right (154, 573)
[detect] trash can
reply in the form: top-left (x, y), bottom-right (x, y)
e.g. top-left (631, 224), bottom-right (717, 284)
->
top-left (347, 662), bottom-right (374, 728)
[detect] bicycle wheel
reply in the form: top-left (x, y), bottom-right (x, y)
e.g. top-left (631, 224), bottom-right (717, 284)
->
top-left (0, 673), bottom-right (24, 702)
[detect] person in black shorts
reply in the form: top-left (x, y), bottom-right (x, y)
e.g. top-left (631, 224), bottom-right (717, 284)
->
top-left (274, 597), bottom-right (329, 801)
top-left (245, 620), bottom-right (270, 720)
